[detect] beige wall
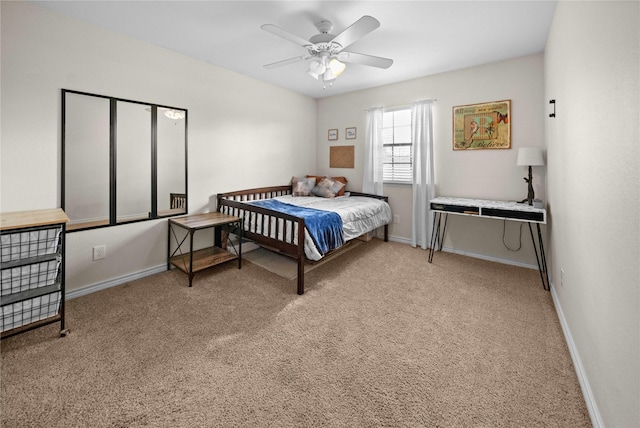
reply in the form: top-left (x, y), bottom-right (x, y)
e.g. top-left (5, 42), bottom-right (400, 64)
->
top-left (317, 54), bottom-right (546, 267)
top-left (545, 2), bottom-right (639, 427)
top-left (0, 2), bottom-right (317, 292)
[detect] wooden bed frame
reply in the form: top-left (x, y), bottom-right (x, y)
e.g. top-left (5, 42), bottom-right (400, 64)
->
top-left (216, 185), bottom-right (389, 295)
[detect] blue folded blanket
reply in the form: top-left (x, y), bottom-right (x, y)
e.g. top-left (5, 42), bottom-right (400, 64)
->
top-left (249, 199), bottom-right (345, 256)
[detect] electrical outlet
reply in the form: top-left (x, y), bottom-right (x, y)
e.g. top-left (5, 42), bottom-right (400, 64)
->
top-left (393, 215), bottom-right (400, 224)
top-left (93, 245), bottom-right (106, 260)
top-left (560, 268), bottom-right (565, 287)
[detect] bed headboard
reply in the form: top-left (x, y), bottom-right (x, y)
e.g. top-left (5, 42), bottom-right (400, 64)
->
top-left (216, 185), bottom-right (292, 206)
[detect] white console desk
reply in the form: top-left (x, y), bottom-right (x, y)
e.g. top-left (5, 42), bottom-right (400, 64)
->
top-left (429, 196), bottom-right (549, 291)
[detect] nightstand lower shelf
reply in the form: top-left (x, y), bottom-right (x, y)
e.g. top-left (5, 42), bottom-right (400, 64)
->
top-left (169, 247), bottom-right (238, 274)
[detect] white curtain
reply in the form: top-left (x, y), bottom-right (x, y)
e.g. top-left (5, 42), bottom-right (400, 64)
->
top-left (411, 100), bottom-right (435, 249)
top-left (362, 108), bottom-right (384, 195)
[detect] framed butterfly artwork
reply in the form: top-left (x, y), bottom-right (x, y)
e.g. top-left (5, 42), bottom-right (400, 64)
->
top-left (452, 100), bottom-right (511, 150)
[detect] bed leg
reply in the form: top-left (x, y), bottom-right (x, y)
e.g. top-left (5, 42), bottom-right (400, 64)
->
top-left (297, 258), bottom-right (304, 295)
top-left (384, 224), bottom-right (389, 242)
top-left (296, 220), bottom-right (305, 295)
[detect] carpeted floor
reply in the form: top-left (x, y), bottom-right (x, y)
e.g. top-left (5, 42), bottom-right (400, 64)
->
top-left (0, 239), bottom-right (591, 427)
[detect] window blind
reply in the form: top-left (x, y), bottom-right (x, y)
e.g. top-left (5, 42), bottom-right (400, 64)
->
top-left (382, 108), bottom-right (412, 183)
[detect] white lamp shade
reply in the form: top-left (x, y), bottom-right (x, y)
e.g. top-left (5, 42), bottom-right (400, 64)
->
top-left (329, 58), bottom-right (346, 76)
top-left (309, 60), bottom-right (326, 75)
top-left (517, 147), bottom-right (544, 166)
top-left (323, 68), bottom-right (337, 81)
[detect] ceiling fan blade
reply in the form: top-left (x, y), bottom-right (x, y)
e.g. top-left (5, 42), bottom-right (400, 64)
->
top-left (337, 52), bottom-right (393, 69)
top-left (331, 16), bottom-right (380, 50)
top-left (261, 24), bottom-right (315, 49)
top-left (263, 55), bottom-right (312, 69)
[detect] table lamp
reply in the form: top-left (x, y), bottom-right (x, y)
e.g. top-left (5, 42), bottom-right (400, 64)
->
top-left (517, 147), bottom-right (544, 205)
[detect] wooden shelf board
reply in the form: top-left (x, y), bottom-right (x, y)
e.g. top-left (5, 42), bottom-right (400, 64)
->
top-left (170, 247), bottom-right (237, 273)
top-left (1, 208), bottom-right (69, 231)
top-left (67, 219), bottom-right (110, 231)
top-left (169, 212), bottom-right (239, 230)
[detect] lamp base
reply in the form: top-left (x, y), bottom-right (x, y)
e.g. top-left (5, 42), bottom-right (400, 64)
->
top-left (519, 166), bottom-right (535, 206)
top-left (518, 198), bottom-right (543, 208)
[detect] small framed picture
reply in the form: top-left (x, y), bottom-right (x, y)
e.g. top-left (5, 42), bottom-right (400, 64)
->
top-left (328, 129), bottom-right (338, 140)
top-left (345, 127), bottom-right (357, 139)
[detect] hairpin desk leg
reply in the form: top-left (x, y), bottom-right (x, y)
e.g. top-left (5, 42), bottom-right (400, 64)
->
top-left (528, 222), bottom-right (550, 291)
top-left (428, 212), bottom-right (447, 263)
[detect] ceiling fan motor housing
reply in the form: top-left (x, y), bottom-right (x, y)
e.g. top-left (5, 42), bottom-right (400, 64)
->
top-left (314, 19), bottom-right (334, 34)
top-left (308, 19), bottom-right (342, 55)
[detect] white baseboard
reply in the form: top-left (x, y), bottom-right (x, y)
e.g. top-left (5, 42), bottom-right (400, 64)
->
top-left (416, 241), bottom-right (538, 270)
top-left (387, 235), bottom-right (412, 245)
top-left (65, 242), bottom-right (255, 301)
top-left (66, 264), bottom-right (167, 300)
top-left (387, 235), bottom-right (539, 270)
top-left (550, 283), bottom-right (603, 428)
top-left (438, 245), bottom-right (539, 270)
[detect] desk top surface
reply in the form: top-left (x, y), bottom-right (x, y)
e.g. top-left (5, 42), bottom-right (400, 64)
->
top-left (430, 196), bottom-right (546, 223)
top-left (430, 196), bottom-right (545, 213)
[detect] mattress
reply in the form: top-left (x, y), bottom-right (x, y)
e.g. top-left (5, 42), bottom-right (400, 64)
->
top-left (245, 194), bottom-right (392, 261)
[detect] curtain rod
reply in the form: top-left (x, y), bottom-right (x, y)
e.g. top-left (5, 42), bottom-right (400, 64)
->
top-left (364, 99), bottom-right (437, 111)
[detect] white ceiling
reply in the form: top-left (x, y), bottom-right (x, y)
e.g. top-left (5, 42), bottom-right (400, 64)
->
top-left (32, 1), bottom-right (557, 99)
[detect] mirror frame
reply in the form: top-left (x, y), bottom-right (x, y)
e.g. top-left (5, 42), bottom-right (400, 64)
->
top-left (61, 89), bottom-right (188, 232)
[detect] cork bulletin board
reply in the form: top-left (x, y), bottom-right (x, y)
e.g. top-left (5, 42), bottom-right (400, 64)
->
top-left (330, 146), bottom-right (354, 168)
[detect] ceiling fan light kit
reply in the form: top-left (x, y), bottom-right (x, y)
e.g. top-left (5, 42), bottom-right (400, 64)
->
top-left (261, 15), bottom-right (393, 89)
top-left (307, 56), bottom-right (346, 82)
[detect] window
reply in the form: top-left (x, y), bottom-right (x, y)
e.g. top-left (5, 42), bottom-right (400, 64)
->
top-left (382, 108), bottom-right (412, 183)
top-left (62, 89), bottom-right (188, 231)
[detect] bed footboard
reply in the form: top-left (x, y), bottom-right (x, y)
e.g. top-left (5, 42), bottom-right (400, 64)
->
top-left (217, 186), bottom-right (307, 294)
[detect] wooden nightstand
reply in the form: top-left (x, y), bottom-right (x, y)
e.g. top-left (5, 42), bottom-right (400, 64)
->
top-left (167, 212), bottom-right (242, 287)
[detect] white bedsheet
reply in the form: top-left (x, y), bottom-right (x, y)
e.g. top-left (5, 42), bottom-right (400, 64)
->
top-left (246, 194), bottom-right (392, 261)
top-left (274, 194), bottom-right (391, 240)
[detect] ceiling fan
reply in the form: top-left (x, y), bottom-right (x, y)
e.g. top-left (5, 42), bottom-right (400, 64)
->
top-left (261, 15), bottom-right (393, 86)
